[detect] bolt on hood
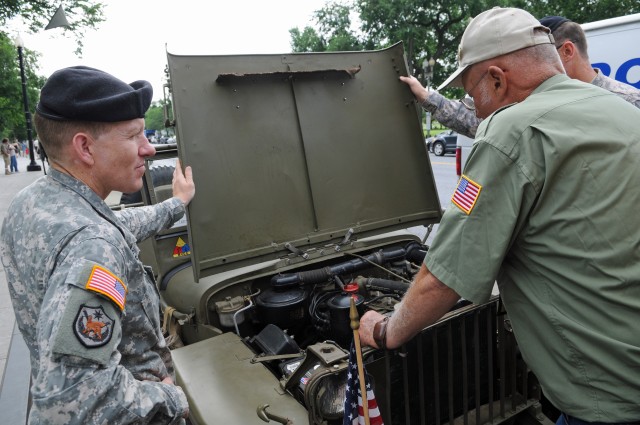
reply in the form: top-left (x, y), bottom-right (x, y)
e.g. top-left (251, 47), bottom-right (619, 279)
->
top-left (166, 42), bottom-right (442, 281)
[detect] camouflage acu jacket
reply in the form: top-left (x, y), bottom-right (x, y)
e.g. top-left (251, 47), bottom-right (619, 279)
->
top-left (0, 169), bottom-right (188, 424)
top-left (592, 69), bottom-right (640, 108)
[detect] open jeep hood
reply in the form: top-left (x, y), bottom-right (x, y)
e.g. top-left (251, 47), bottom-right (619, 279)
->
top-left (166, 43), bottom-right (442, 281)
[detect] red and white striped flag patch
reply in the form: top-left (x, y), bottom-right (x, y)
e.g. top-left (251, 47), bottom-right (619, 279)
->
top-left (452, 175), bottom-right (482, 215)
top-left (85, 265), bottom-right (128, 311)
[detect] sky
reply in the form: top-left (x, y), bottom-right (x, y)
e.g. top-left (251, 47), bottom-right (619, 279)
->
top-left (13, 0), bottom-right (330, 101)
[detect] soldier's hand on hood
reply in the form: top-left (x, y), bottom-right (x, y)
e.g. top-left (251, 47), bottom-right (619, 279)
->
top-left (399, 75), bottom-right (429, 104)
top-left (173, 159), bottom-right (195, 206)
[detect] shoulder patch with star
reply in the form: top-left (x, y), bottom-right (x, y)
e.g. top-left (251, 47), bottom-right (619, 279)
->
top-left (452, 175), bottom-right (482, 214)
top-left (74, 304), bottom-right (114, 348)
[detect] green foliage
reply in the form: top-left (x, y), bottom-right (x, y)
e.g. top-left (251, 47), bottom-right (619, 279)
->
top-left (290, 0), bottom-right (640, 98)
top-left (0, 1), bottom-right (105, 55)
top-left (0, 32), bottom-right (44, 140)
top-left (145, 103), bottom-right (166, 132)
top-left (509, 0), bottom-right (640, 25)
top-left (290, 3), bottom-right (369, 52)
top-left (0, 1), bottom-right (103, 137)
top-left (0, 33), bottom-right (22, 139)
top-left (356, 0), bottom-right (501, 97)
top-left (289, 27), bottom-right (326, 52)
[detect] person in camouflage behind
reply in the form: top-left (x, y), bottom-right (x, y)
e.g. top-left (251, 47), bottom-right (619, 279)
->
top-left (404, 15), bottom-right (640, 139)
top-left (0, 66), bottom-right (195, 424)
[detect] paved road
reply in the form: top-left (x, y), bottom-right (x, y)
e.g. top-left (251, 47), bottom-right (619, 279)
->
top-left (407, 151), bottom-right (458, 244)
top-left (429, 152), bottom-right (458, 200)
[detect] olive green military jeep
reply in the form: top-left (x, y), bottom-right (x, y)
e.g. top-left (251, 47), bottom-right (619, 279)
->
top-left (120, 43), bottom-right (553, 425)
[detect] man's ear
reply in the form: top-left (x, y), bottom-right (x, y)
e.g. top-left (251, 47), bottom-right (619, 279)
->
top-left (70, 133), bottom-right (96, 166)
top-left (487, 65), bottom-right (507, 99)
top-left (558, 41), bottom-right (576, 62)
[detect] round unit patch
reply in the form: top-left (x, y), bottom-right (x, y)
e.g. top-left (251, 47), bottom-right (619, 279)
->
top-left (74, 304), bottom-right (114, 348)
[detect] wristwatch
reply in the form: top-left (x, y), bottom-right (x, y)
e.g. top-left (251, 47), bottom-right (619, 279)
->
top-left (373, 316), bottom-right (390, 350)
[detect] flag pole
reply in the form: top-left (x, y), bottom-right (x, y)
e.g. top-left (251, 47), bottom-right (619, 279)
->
top-left (350, 297), bottom-right (371, 425)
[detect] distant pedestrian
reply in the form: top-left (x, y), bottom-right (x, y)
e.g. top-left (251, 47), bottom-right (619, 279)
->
top-left (9, 140), bottom-right (19, 173)
top-left (1, 138), bottom-right (10, 175)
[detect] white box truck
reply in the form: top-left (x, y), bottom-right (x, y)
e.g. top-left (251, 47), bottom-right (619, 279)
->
top-left (583, 13), bottom-right (640, 89)
top-left (455, 12), bottom-right (640, 176)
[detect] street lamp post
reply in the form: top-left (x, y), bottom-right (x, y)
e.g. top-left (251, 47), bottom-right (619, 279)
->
top-left (423, 57), bottom-right (436, 137)
top-left (14, 35), bottom-right (41, 172)
top-left (423, 57), bottom-right (435, 87)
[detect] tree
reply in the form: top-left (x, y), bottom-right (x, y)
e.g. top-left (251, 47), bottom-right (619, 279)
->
top-left (0, 32), bottom-right (45, 140)
top-left (356, 0), bottom-right (501, 93)
top-left (1, 0), bottom-right (105, 55)
top-left (290, 3), bottom-right (371, 53)
top-left (510, 0), bottom-right (640, 26)
top-left (0, 33), bottom-right (23, 139)
top-left (145, 103), bottom-right (167, 132)
top-left (0, 1), bottom-right (104, 138)
top-left (290, 0), bottom-right (501, 96)
top-left (289, 27), bottom-right (326, 53)
top-left (290, 0), bottom-right (640, 96)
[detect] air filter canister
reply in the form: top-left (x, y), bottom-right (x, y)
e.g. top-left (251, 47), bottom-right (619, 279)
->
top-left (327, 289), bottom-right (364, 346)
top-left (256, 287), bottom-right (309, 332)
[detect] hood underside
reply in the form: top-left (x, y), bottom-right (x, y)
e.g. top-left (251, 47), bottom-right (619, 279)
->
top-left (166, 42), bottom-right (442, 280)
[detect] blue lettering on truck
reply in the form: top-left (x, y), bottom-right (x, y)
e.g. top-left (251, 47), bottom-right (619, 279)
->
top-left (593, 57), bottom-right (640, 88)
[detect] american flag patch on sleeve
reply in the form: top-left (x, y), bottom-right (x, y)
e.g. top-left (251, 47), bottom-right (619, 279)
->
top-left (85, 265), bottom-right (128, 311)
top-left (452, 175), bottom-right (482, 215)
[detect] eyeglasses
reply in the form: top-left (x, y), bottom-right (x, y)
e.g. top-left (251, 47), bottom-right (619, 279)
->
top-left (459, 70), bottom-right (488, 110)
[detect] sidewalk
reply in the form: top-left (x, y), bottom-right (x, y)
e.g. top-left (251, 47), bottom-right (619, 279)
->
top-left (0, 155), bottom-right (48, 422)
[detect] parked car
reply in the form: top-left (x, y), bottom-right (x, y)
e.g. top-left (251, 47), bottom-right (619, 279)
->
top-left (426, 129), bottom-right (458, 156)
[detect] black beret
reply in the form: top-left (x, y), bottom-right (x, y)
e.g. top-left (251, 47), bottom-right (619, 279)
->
top-left (36, 66), bottom-right (153, 122)
top-left (539, 16), bottom-right (571, 33)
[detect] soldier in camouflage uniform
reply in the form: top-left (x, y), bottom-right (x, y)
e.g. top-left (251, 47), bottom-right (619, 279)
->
top-left (407, 15), bottom-right (640, 139)
top-left (0, 66), bottom-right (195, 424)
top-left (542, 16), bottom-right (640, 108)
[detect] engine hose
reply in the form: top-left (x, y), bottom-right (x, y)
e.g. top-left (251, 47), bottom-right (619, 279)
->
top-left (271, 267), bottom-right (332, 287)
top-left (358, 277), bottom-right (411, 294)
top-left (404, 241), bottom-right (428, 264)
top-left (315, 310), bottom-right (330, 320)
top-left (270, 247), bottom-right (407, 288)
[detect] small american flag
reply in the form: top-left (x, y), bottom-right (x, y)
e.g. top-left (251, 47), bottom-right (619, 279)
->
top-left (85, 265), bottom-right (127, 311)
top-left (452, 175), bottom-right (482, 214)
top-left (343, 340), bottom-right (384, 425)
